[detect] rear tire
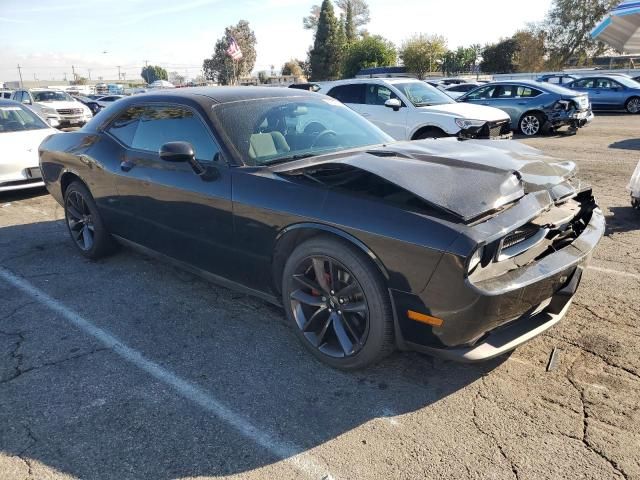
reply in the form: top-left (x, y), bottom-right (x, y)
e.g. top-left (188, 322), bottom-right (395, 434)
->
top-left (519, 112), bottom-right (544, 136)
top-left (282, 236), bottom-right (394, 370)
top-left (625, 97), bottom-right (640, 114)
top-left (64, 181), bottom-right (116, 259)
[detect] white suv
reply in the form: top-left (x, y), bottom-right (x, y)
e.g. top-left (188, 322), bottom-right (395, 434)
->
top-left (316, 78), bottom-right (512, 140)
top-left (11, 89), bottom-right (92, 128)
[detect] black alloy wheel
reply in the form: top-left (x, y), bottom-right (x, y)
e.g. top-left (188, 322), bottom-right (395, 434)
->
top-left (66, 190), bottom-right (95, 251)
top-left (282, 236), bottom-right (394, 369)
top-left (64, 181), bottom-right (115, 259)
top-left (290, 255), bottom-right (369, 358)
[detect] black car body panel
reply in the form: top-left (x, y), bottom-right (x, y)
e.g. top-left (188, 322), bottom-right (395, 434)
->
top-left (39, 87), bottom-right (605, 362)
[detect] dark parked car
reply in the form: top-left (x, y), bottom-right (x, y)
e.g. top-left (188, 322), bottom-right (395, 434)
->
top-left (39, 88), bottom-right (604, 369)
top-left (567, 75), bottom-right (640, 113)
top-left (458, 80), bottom-right (593, 136)
top-left (73, 95), bottom-right (103, 115)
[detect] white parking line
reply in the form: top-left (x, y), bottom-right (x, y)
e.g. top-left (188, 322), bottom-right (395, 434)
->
top-left (0, 266), bottom-right (335, 480)
top-left (587, 265), bottom-right (640, 280)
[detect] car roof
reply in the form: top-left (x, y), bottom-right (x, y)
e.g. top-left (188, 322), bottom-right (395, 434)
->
top-left (486, 79), bottom-right (544, 86)
top-left (130, 86), bottom-right (318, 104)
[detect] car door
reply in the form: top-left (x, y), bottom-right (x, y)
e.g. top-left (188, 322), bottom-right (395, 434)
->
top-left (355, 83), bottom-right (408, 139)
top-left (460, 85), bottom-right (498, 107)
top-left (106, 102), bottom-right (235, 279)
top-left (571, 78), bottom-right (602, 109)
top-left (484, 84), bottom-right (519, 120)
top-left (595, 78), bottom-right (625, 108)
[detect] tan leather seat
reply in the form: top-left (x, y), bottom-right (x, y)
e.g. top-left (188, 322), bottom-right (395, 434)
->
top-left (248, 132), bottom-right (290, 160)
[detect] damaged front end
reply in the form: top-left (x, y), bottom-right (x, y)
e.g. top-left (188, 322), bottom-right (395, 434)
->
top-left (545, 95), bottom-right (594, 132)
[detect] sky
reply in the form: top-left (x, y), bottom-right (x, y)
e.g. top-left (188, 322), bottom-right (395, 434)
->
top-left (0, 0), bottom-right (553, 83)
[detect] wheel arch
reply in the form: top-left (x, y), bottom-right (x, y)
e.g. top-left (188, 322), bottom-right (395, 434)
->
top-left (518, 109), bottom-right (547, 124)
top-left (60, 170), bottom-right (89, 199)
top-left (410, 125), bottom-right (449, 140)
top-left (271, 223), bottom-right (390, 295)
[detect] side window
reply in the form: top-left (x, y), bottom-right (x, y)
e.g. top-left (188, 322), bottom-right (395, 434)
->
top-left (131, 105), bottom-right (219, 162)
top-left (466, 86), bottom-right (495, 100)
top-left (364, 84), bottom-right (397, 106)
top-left (516, 86), bottom-right (542, 98)
top-left (596, 78), bottom-right (613, 89)
top-left (492, 85), bottom-right (515, 98)
top-left (574, 79), bottom-right (595, 88)
top-left (326, 84), bottom-right (365, 104)
top-left (107, 106), bottom-right (145, 146)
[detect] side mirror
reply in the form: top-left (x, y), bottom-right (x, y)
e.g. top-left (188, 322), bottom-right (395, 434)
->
top-left (384, 98), bottom-right (402, 111)
top-left (23, 99), bottom-right (32, 105)
top-left (160, 141), bottom-right (195, 163)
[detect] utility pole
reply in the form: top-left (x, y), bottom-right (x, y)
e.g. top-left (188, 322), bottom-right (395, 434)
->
top-left (17, 64), bottom-right (24, 88)
top-left (88, 68), bottom-right (92, 80)
top-left (72, 65), bottom-right (76, 82)
top-left (117, 65), bottom-right (121, 81)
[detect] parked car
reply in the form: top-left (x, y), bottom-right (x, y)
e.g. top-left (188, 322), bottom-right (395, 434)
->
top-left (443, 83), bottom-right (483, 99)
top-left (536, 74), bottom-right (579, 85)
top-left (567, 75), bottom-right (640, 113)
top-left (458, 80), bottom-right (593, 136)
top-left (0, 100), bottom-right (59, 193)
top-left (95, 95), bottom-right (125, 108)
top-left (316, 78), bottom-right (512, 140)
top-left (11, 89), bottom-right (92, 127)
top-left (39, 87), bottom-right (604, 369)
top-left (73, 95), bottom-right (104, 115)
top-left (1, 90), bottom-right (14, 99)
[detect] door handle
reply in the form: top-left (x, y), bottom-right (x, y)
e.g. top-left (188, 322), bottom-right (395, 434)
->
top-left (120, 160), bottom-right (134, 172)
top-left (361, 113), bottom-right (371, 117)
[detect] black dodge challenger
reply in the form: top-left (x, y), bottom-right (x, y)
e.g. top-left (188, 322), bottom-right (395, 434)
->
top-left (38, 87), bottom-right (604, 369)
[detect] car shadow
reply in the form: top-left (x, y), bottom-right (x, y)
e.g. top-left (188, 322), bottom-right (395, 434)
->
top-left (0, 219), bottom-right (506, 479)
top-left (609, 138), bottom-right (640, 151)
top-left (606, 205), bottom-right (639, 235)
top-left (0, 186), bottom-right (49, 203)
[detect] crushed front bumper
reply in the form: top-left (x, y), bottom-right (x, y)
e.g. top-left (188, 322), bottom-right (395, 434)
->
top-left (460, 119), bottom-right (513, 140)
top-left (393, 202), bottom-right (605, 362)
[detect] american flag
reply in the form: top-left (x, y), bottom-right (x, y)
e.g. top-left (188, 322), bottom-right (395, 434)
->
top-left (226, 36), bottom-right (243, 61)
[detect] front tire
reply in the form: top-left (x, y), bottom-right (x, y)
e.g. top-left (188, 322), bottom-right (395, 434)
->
top-left (282, 236), bottom-right (394, 370)
top-left (625, 97), bottom-right (640, 114)
top-left (64, 181), bottom-right (115, 259)
top-left (414, 127), bottom-right (447, 140)
top-left (519, 112), bottom-right (544, 136)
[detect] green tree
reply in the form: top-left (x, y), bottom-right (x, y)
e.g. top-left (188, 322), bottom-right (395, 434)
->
top-left (400, 34), bottom-right (447, 79)
top-left (282, 59), bottom-right (305, 77)
top-left (202, 20), bottom-right (257, 85)
top-left (304, 0), bottom-right (369, 37)
top-left (141, 65), bottom-right (168, 84)
top-left (344, 1), bottom-right (356, 43)
top-left (342, 35), bottom-right (396, 78)
top-left (542, 0), bottom-right (619, 69)
top-left (257, 71), bottom-right (269, 83)
top-left (480, 38), bottom-right (519, 73)
top-left (309, 0), bottom-right (343, 80)
top-left (513, 29), bottom-right (547, 72)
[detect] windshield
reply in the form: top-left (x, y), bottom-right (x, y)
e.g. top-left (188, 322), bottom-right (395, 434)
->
top-left (211, 97), bottom-right (393, 166)
top-left (0, 104), bottom-right (48, 132)
top-left (393, 82), bottom-right (455, 106)
top-left (32, 91), bottom-right (74, 102)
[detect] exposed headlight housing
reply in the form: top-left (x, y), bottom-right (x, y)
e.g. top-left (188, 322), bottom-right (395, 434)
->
top-left (467, 246), bottom-right (485, 274)
top-left (455, 118), bottom-right (486, 130)
top-left (41, 107), bottom-right (57, 116)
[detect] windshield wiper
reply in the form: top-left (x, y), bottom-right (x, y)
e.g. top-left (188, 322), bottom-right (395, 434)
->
top-left (264, 153), bottom-right (317, 166)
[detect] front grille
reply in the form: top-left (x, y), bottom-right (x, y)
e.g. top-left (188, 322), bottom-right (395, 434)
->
top-left (502, 224), bottom-right (539, 250)
top-left (478, 120), bottom-right (511, 138)
top-left (57, 108), bottom-right (83, 115)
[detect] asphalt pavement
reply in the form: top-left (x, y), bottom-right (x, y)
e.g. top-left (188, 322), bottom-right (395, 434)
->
top-left (0, 113), bottom-right (639, 479)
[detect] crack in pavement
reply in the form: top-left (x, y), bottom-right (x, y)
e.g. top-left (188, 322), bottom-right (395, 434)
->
top-left (0, 302), bottom-right (36, 322)
top-left (471, 379), bottom-right (520, 480)
top-left (567, 355), bottom-right (629, 480)
top-left (0, 330), bottom-right (110, 385)
top-left (13, 426), bottom-right (38, 479)
top-left (544, 333), bottom-right (640, 382)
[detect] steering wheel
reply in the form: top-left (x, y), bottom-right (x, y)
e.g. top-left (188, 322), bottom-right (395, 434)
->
top-left (311, 129), bottom-right (337, 148)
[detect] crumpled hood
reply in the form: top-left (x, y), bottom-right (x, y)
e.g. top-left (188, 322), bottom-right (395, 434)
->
top-left (273, 138), bottom-right (578, 222)
top-left (417, 102), bottom-right (510, 122)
